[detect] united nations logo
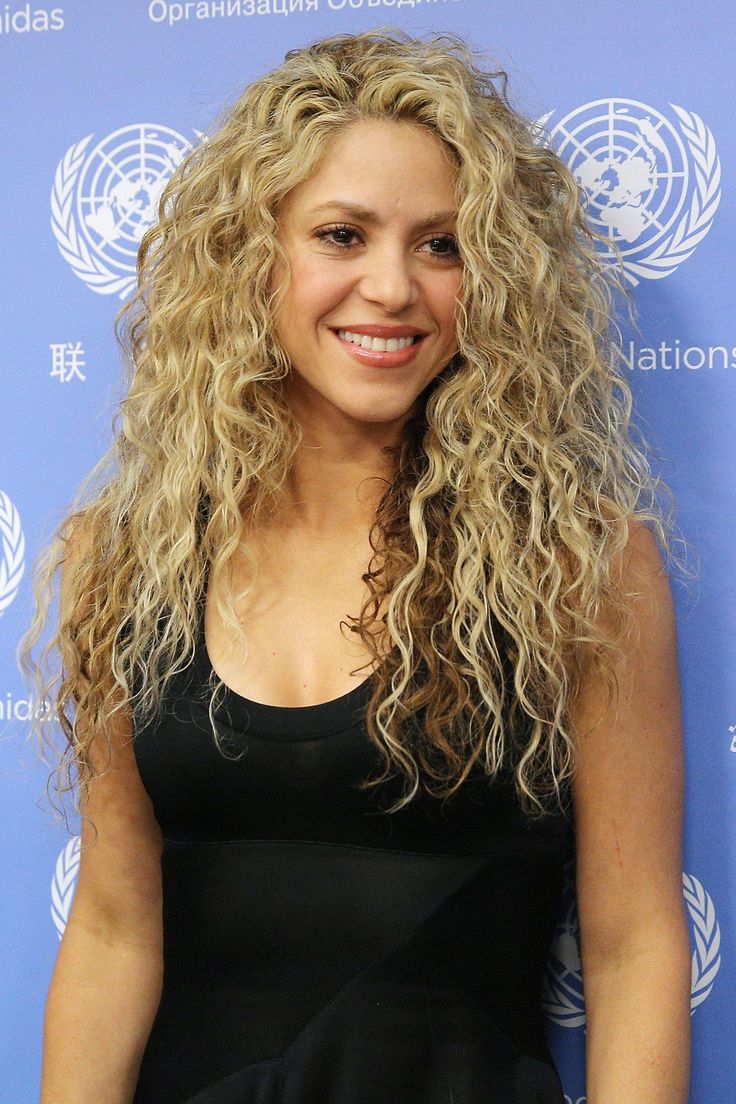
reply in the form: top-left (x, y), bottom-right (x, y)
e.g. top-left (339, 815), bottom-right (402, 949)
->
top-left (51, 124), bottom-right (203, 299)
top-left (0, 490), bottom-right (25, 618)
top-left (51, 835), bottom-right (80, 940)
top-left (684, 872), bottom-right (722, 1010)
top-left (542, 861), bottom-right (585, 1028)
top-left (533, 99), bottom-right (721, 285)
top-left (542, 864), bottom-right (721, 1027)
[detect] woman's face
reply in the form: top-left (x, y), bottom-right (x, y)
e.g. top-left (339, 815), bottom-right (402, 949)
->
top-left (269, 119), bottom-right (463, 428)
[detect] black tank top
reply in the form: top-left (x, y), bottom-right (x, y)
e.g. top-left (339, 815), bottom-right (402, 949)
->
top-left (131, 565), bottom-right (575, 1104)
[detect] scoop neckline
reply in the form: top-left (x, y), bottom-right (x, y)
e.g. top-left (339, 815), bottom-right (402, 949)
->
top-left (200, 619), bottom-right (376, 711)
top-left (193, 592), bottom-right (380, 740)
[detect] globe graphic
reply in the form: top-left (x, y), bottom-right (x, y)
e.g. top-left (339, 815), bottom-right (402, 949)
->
top-left (76, 124), bottom-right (194, 268)
top-left (546, 99), bottom-right (689, 253)
top-left (542, 865), bottom-right (585, 1028)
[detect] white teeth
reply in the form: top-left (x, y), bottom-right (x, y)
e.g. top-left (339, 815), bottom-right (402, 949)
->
top-left (337, 329), bottom-right (419, 352)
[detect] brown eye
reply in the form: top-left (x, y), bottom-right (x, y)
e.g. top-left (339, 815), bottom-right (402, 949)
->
top-left (314, 225), bottom-right (460, 259)
top-left (423, 235), bottom-right (460, 258)
top-left (314, 225), bottom-right (358, 249)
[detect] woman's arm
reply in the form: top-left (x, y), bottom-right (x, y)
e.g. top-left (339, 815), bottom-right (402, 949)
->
top-left (40, 526), bottom-right (164, 1104)
top-left (40, 712), bottom-right (165, 1104)
top-left (42, 901), bottom-right (163, 1104)
top-left (570, 520), bottom-right (691, 1104)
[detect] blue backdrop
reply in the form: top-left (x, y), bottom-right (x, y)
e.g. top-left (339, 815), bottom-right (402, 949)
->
top-left (1, 2), bottom-right (734, 1100)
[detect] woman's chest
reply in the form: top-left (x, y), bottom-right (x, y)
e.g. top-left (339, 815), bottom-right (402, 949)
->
top-left (203, 534), bottom-right (388, 707)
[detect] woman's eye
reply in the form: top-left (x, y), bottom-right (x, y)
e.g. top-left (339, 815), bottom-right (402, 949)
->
top-left (314, 226), bottom-right (360, 249)
top-left (314, 225), bottom-right (459, 259)
top-left (425, 235), bottom-right (460, 258)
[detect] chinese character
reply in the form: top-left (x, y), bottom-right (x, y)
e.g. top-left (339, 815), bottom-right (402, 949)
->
top-left (50, 342), bottom-right (86, 382)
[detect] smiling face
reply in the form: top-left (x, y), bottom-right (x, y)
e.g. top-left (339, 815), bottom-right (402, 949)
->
top-left (269, 119), bottom-right (463, 429)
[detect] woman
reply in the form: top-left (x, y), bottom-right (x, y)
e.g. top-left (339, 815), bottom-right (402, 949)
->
top-left (25, 27), bottom-right (692, 1104)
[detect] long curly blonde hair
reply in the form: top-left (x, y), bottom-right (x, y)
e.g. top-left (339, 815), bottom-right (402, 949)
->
top-left (19, 26), bottom-right (690, 833)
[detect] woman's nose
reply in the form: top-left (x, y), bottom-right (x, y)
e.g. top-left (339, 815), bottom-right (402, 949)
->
top-left (357, 246), bottom-right (419, 312)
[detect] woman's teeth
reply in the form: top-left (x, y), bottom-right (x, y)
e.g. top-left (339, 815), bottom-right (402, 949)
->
top-left (337, 329), bottom-right (420, 352)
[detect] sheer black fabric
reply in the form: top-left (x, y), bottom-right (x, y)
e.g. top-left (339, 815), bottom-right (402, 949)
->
top-left (131, 568), bottom-right (575, 1103)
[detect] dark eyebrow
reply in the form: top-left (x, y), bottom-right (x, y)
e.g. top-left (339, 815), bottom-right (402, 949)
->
top-left (307, 201), bottom-right (458, 234)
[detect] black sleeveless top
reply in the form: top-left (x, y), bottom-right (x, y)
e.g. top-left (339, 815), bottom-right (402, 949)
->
top-left (131, 567), bottom-right (575, 1104)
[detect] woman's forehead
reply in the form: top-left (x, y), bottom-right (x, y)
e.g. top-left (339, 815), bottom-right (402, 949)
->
top-left (279, 124), bottom-right (458, 220)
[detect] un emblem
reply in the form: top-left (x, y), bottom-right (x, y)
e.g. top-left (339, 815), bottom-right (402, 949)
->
top-left (542, 862), bottom-right (721, 1028)
top-left (51, 124), bottom-right (204, 299)
top-left (542, 860), bottom-right (585, 1028)
top-left (0, 490), bottom-right (25, 618)
top-left (51, 835), bottom-right (81, 940)
top-left (533, 99), bottom-right (721, 285)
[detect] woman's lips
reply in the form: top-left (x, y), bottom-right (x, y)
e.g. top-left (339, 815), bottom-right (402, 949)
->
top-left (332, 329), bottom-right (427, 368)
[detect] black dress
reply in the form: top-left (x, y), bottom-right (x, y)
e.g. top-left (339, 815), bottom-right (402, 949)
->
top-left (131, 577), bottom-right (575, 1104)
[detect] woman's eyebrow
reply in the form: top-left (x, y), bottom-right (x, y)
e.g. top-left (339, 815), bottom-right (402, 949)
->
top-left (307, 201), bottom-right (458, 233)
